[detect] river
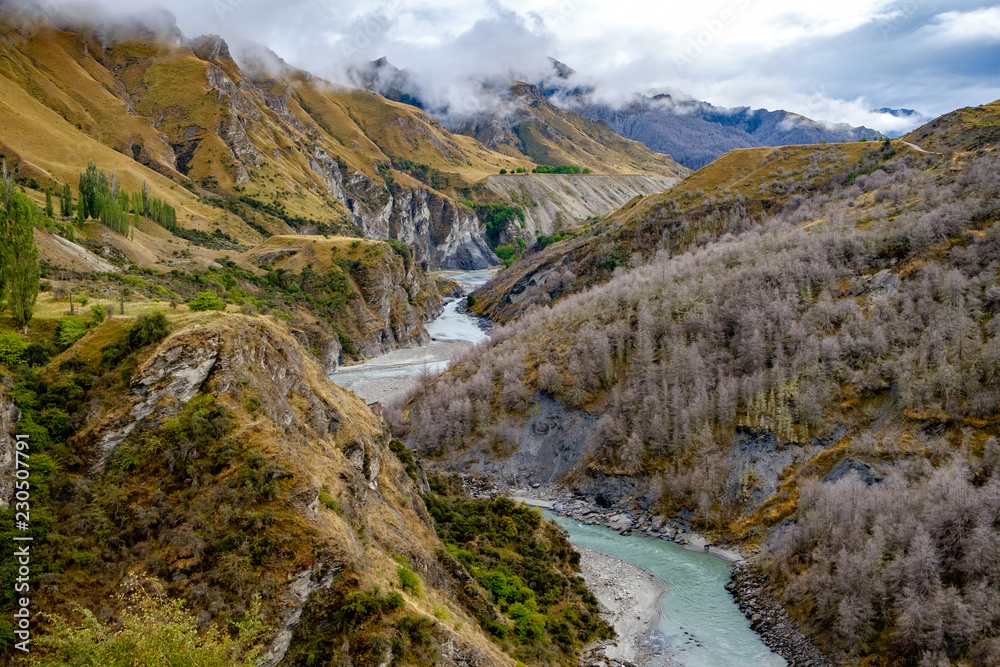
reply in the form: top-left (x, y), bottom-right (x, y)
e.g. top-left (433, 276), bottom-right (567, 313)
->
top-left (330, 269), bottom-right (492, 403)
top-left (544, 512), bottom-right (785, 667)
top-left (331, 268), bottom-right (783, 666)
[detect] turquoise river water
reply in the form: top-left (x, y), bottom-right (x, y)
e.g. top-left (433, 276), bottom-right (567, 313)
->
top-left (543, 512), bottom-right (785, 667)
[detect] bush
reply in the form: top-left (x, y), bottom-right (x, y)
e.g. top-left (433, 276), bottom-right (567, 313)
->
top-left (55, 317), bottom-right (88, 349)
top-left (319, 489), bottom-right (340, 513)
top-left (389, 440), bottom-right (418, 482)
top-left (0, 333), bottom-right (26, 366)
top-left (90, 303), bottom-right (106, 326)
top-left (397, 565), bottom-right (422, 597)
top-left (31, 586), bottom-right (268, 667)
top-left (188, 292), bottom-right (226, 311)
top-left (100, 311), bottom-right (170, 368)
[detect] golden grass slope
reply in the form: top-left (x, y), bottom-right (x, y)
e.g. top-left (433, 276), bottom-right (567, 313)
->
top-left (904, 97), bottom-right (1000, 154)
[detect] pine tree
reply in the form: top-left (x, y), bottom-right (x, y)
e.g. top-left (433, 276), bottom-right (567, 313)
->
top-left (1, 190), bottom-right (41, 330)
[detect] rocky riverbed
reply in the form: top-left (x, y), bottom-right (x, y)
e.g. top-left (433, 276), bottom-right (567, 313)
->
top-left (466, 478), bottom-right (745, 565)
top-left (575, 546), bottom-right (668, 667)
top-left (726, 566), bottom-right (830, 667)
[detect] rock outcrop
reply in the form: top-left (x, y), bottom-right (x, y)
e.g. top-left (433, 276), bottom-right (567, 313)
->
top-left (0, 389), bottom-right (21, 509)
top-left (93, 334), bottom-right (221, 469)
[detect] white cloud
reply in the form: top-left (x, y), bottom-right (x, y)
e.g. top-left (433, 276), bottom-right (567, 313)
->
top-left (921, 6), bottom-right (1000, 44)
top-left (24, 0), bottom-right (1000, 132)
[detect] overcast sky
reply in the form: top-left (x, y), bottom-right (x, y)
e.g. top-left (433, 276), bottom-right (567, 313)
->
top-left (63, 0), bottom-right (1000, 133)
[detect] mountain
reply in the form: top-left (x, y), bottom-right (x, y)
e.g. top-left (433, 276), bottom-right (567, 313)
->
top-left (399, 105), bottom-right (1000, 664)
top-left (347, 60), bottom-right (689, 178)
top-left (0, 10), bottom-right (519, 270)
top-left (351, 57), bottom-right (884, 171)
top-left (570, 93), bottom-right (885, 170)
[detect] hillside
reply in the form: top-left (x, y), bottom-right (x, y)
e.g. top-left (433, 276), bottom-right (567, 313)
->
top-left (480, 173), bottom-right (680, 241)
top-left (0, 8), bottom-right (691, 277)
top-left (0, 298), bottom-right (615, 665)
top-left (903, 99), bottom-right (1000, 154)
top-left (473, 141), bottom-right (874, 324)
top-left (397, 105), bottom-right (1000, 664)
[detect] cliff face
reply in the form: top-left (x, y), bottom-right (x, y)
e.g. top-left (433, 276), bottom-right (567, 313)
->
top-left (482, 173), bottom-right (679, 240)
top-left (240, 236), bottom-right (444, 366)
top-left (0, 390), bottom-right (20, 511)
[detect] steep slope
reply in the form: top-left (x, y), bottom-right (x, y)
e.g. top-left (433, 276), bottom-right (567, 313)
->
top-left (240, 235), bottom-right (442, 362)
top-left (0, 307), bottom-right (612, 665)
top-left (398, 107), bottom-right (1000, 664)
top-left (0, 8), bottom-right (527, 269)
top-left (0, 312), bottom-right (512, 665)
top-left (474, 141), bottom-right (873, 324)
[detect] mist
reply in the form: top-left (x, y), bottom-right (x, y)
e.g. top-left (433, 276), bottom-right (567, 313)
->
top-left (13, 0), bottom-right (1000, 135)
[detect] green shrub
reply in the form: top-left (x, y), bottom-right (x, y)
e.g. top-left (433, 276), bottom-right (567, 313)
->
top-left (337, 589), bottom-right (404, 627)
top-left (389, 440), bottom-right (418, 482)
top-left (100, 311), bottom-right (169, 368)
top-left (0, 333), bottom-right (26, 366)
top-left (319, 489), bottom-right (341, 513)
top-left (397, 565), bottom-right (422, 597)
top-left (30, 586), bottom-right (267, 667)
top-left (188, 291), bottom-right (226, 311)
top-left (338, 333), bottom-right (357, 356)
top-left (90, 303), bottom-right (106, 326)
top-left (531, 165), bottom-right (584, 175)
top-left (55, 316), bottom-right (88, 349)
top-left (70, 551), bottom-right (95, 566)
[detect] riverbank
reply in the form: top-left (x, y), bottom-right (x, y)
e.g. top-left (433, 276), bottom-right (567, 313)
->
top-left (726, 565), bottom-right (831, 667)
top-left (575, 545), bottom-right (667, 666)
top-left (505, 487), bottom-right (746, 567)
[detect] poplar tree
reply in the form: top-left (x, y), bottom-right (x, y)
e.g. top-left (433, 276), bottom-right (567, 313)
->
top-left (1, 190), bottom-right (41, 330)
top-left (60, 183), bottom-right (72, 217)
top-left (44, 187), bottom-right (54, 218)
